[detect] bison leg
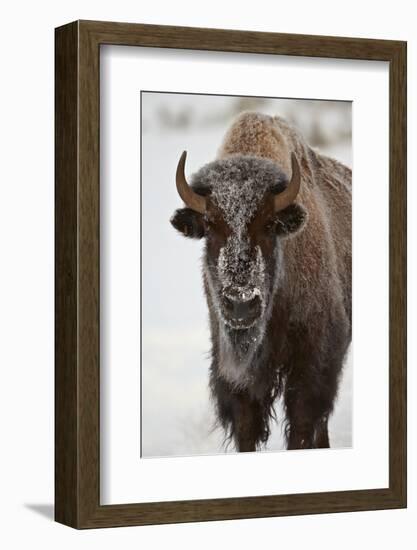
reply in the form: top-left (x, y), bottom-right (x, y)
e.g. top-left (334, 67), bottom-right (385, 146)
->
top-left (285, 410), bottom-right (316, 450)
top-left (315, 416), bottom-right (330, 448)
top-left (232, 392), bottom-right (265, 452)
top-left (283, 318), bottom-right (348, 450)
top-left (212, 378), bottom-right (269, 452)
top-left (286, 415), bottom-right (330, 449)
top-left (284, 368), bottom-right (336, 450)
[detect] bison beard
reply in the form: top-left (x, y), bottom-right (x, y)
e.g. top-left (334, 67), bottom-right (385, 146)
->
top-left (170, 112), bottom-right (351, 452)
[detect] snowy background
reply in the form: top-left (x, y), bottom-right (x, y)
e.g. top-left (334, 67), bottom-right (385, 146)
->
top-left (141, 92), bottom-right (352, 458)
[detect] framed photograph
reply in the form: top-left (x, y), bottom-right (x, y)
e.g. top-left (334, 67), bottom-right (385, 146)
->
top-left (55, 20), bottom-right (406, 528)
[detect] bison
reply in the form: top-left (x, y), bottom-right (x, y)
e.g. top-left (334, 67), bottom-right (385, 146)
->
top-left (170, 112), bottom-right (351, 452)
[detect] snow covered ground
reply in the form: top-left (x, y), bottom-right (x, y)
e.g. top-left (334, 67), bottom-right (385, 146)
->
top-left (141, 92), bottom-right (352, 457)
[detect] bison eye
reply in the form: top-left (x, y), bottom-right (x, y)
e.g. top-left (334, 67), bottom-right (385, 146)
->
top-left (263, 220), bottom-right (276, 235)
top-left (204, 216), bottom-right (231, 239)
top-left (205, 217), bottom-right (216, 230)
top-left (205, 217), bottom-right (225, 234)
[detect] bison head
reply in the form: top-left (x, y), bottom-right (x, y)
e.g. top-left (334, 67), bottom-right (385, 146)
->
top-left (171, 151), bottom-right (307, 360)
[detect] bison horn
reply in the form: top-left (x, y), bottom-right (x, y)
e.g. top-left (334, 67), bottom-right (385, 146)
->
top-left (176, 151), bottom-right (207, 214)
top-left (274, 152), bottom-right (301, 212)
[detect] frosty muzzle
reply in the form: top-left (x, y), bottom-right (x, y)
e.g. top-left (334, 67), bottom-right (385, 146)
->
top-left (217, 235), bottom-right (265, 329)
top-left (221, 293), bottom-right (262, 329)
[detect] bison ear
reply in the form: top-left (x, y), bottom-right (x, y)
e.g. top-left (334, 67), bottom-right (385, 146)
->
top-left (170, 208), bottom-right (205, 239)
top-left (275, 203), bottom-right (307, 237)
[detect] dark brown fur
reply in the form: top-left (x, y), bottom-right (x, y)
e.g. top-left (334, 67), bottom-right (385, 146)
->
top-left (171, 112), bottom-right (351, 452)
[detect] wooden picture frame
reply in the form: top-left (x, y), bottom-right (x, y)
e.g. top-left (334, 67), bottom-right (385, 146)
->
top-left (55, 20), bottom-right (407, 529)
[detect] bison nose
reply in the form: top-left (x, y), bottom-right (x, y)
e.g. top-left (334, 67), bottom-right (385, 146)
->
top-left (223, 294), bottom-right (261, 322)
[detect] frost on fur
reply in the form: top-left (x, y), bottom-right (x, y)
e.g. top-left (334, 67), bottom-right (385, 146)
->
top-left (171, 112), bottom-right (352, 453)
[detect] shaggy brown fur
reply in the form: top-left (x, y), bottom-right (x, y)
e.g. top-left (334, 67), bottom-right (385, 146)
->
top-left (171, 111), bottom-right (351, 451)
top-left (219, 112), bottom-right (351, 324)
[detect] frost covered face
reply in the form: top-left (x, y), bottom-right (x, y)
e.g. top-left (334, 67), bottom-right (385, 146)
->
top-left (171, 151), bottom-right (306, 339)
